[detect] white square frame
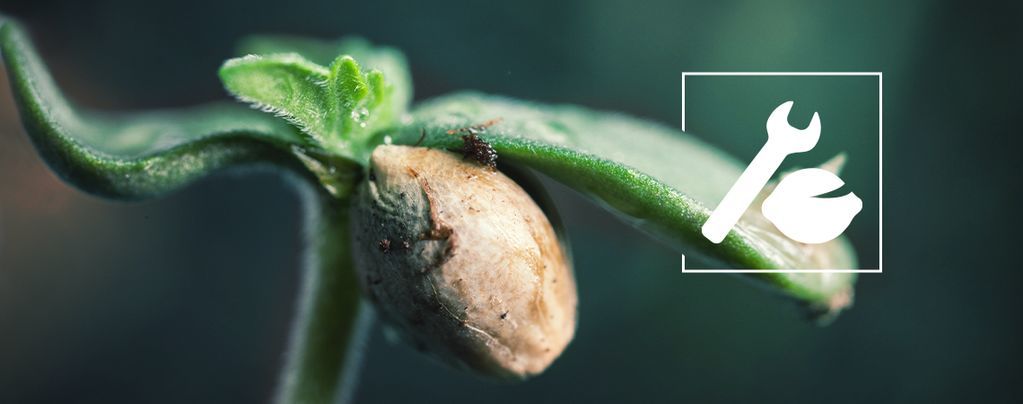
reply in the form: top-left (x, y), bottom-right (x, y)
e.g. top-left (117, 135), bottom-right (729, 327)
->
top-left (679, 72), bottom-right (882, 274)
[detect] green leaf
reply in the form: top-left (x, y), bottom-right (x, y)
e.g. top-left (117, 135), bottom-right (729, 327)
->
top-left (221, 37), bottom-right (411, 162)
top-left (0, 20), bottom-right (311, 199)
top-left (218, 54), bottom-right (331, 143)
top-left (381, 92), bottom-right (857, 317)
top-left (237, 35), bottom-right (412, 117)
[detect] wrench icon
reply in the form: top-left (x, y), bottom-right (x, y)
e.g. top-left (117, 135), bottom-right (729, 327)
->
top-left (701, 101), bottom-right (821, 244)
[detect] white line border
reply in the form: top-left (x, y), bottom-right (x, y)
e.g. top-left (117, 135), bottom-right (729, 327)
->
top-left (680, 72), bottom-right (882, 274)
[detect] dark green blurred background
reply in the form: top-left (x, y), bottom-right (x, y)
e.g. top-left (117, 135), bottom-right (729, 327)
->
top-left (0, 0), bottom-right (1017, 402)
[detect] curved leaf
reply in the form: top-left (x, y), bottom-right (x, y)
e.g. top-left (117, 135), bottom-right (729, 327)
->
top-left (0, 20), bottom-right (315, 199)
top-left (382, 92), bottom-right (857, 315)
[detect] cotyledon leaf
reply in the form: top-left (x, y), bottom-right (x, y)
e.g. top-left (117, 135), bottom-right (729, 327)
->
top-left (381, 92), bottom-right (857, 316)
top-left (0, 20), bottom-right (314, 199)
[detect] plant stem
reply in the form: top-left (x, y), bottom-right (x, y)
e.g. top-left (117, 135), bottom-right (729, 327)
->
top-left (275, 184), bottom-right (372, 404)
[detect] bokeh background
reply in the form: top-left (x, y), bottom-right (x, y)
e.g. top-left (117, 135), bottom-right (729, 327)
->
top-left (0, 0), bottom-right (1017, 402)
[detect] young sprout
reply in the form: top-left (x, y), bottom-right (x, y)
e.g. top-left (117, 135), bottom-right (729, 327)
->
top-left (0, 19), bottom-right (858, 403)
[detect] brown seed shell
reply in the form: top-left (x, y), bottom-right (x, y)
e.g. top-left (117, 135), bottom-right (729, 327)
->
top-left (350, 145), bottom-right (577, 379)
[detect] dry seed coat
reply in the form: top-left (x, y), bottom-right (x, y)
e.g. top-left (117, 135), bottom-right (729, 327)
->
top-left (351, 145), bottom-right (577, 379)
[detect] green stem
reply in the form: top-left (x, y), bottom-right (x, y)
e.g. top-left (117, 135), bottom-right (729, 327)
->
top-left (275, 184), bottom-right (372, 404)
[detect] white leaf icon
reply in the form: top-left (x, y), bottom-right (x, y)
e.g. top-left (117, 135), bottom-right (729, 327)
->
top-left (761, 168), bottom-right (862, 244)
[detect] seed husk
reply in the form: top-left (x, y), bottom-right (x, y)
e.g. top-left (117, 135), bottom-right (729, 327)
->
top-left (350, 145), bottom-right (577, 379)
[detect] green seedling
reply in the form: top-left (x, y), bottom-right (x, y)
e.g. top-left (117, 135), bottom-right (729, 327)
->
top-left (0, 19), bottom-right (856, 404)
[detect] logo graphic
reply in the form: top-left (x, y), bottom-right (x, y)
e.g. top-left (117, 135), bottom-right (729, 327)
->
top-left (679, 71), bottom-right (882, 273)
top-left (701, 101), bottom-right (862, 244)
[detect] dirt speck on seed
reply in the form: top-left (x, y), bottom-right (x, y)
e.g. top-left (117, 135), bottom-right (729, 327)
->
top-left (460, 133), bottom-right (498, 169)
top-left (447, 118), bottom-right (501, 169)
